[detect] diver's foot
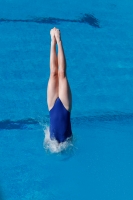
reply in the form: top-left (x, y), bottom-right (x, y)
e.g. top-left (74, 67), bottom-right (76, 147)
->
top-left (54, 28), bottom-right (61, 44)
top-left (50, 28), bottom-right (56, 44)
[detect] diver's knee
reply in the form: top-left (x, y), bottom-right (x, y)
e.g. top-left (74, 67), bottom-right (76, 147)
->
top-left (58, 71), bottom-right (66, 79)
top-left (50, 71), bottom-right (58, 78)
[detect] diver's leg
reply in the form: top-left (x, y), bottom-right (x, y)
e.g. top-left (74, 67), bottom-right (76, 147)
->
top-left (55, 28), bottom-right (72, 111)
top-left (47, 28), bottom-right (58, 110)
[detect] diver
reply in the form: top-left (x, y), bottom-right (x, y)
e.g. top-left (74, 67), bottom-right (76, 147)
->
top-left (47, 27), bottom-right (72, 143)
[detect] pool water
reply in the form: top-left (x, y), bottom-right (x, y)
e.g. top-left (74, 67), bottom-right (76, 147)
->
top-left (0, 0), bottom-right (133, 199)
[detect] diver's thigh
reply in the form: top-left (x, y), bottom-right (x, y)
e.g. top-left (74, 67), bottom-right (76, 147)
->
top-left (47, 76), bottom-right (58, 110)
top-left (59, 77), bottom-right (72, 111)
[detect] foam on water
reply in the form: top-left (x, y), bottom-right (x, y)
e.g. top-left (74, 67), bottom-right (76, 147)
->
top-left (43, 125), bottom-right (73, 153)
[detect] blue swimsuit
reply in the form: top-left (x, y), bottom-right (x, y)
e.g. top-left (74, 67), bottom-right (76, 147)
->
top-left (49, 98), bottom-right (72, 143)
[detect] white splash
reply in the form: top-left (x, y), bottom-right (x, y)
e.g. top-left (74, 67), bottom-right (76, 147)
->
top-left (43, 125), bottom-right (73, 153)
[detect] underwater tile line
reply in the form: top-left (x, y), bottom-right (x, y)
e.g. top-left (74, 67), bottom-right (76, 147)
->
top-left (0, 118), bottom-right (40, 130)
top-left (0, 112), bottom-right (133, 130)
top-left (0, 14), bottom-right (100, 28)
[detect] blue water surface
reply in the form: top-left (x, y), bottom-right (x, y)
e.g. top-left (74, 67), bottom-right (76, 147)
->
top-left (0, 0), bottom-right (133, 199)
